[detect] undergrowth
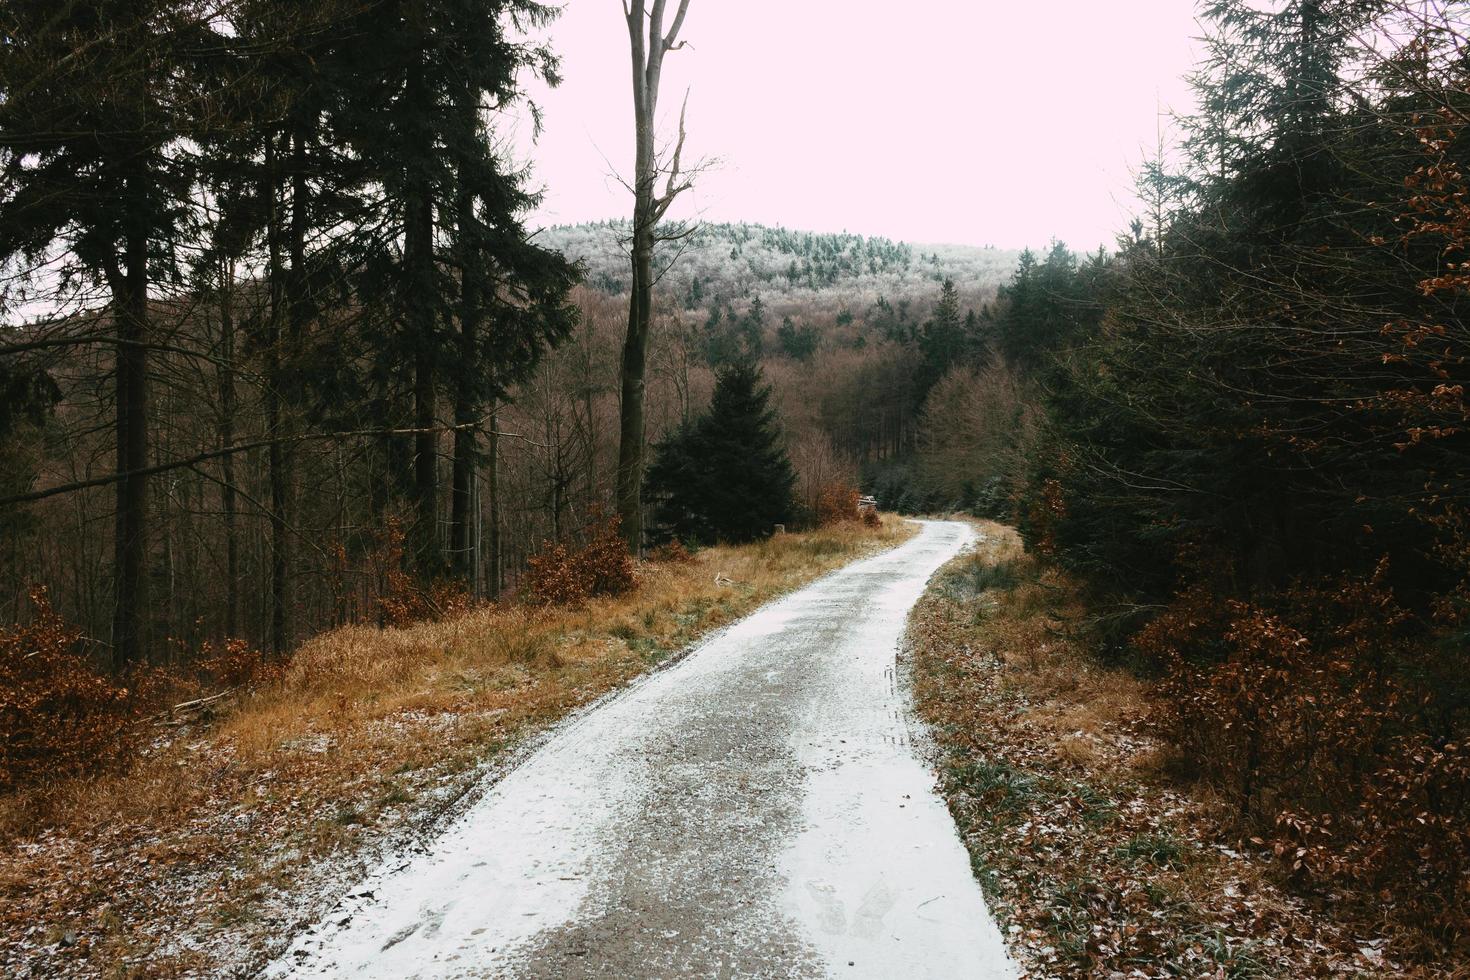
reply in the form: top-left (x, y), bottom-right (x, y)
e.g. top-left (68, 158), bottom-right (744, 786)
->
top-left (0, 515), bottom-right (915, 973)
top-left (907, 520), bottom-right (1460, 978)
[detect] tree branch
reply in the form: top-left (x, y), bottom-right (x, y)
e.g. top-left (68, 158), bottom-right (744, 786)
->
top-left (663, 0), bottom-right (692, 52)
top-left (1, 416), bottom-right (532, 508)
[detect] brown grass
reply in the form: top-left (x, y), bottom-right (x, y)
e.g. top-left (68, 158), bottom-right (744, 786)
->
top-left (908, 519), bottom-right (1460, 979)
top-left (927, 522), bottom-right (1148, 761)
top-left (0, 516), bottom-right (915, 976)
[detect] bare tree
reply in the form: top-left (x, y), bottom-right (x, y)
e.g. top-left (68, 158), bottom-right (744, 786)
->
top-left (616, 0), bottom-right (696, 551)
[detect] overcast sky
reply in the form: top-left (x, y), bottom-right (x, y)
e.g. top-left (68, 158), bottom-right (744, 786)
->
top-left (515, 1), bottom-right (1205, 251)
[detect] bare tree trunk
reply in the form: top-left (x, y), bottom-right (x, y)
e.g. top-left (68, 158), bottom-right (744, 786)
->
top-left (487, 401), bottom-right (502, 597)
top-left (410, 254), bottom-right (437, 573)
top-left (580, 329), bottom-right (598, 503)
top-left (451, 392), bottom-right (477, 580)
top-left (451, 134), bottom-right (480, 583)
top-left (406, 58), bottom-right (439, 575)
top-left (617, 226), bottom-right (654, 549)
top-left (111, 220), bottom-right (150, 669)
top-left (218, 259), bottom-right (239, 637)
top-left (616, 0), bottom-right (694, 553)
top-left (265, 136), bottom-right (290, 657)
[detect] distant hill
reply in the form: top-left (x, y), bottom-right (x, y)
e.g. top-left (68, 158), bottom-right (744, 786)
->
top-left (538, 220), bottom-right (1020, 314)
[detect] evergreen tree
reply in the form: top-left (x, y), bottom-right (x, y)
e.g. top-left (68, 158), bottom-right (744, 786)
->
top-left (776, 315), bottom-right (817, 361)
top-left (337, 0), bottom-right (578, 573)
top-left (645, 360), bottom-right (795, 544)
top-left (706, 298), bottom-right (765, 367)
top-left (985, 242), bottom-right (1104, 372)
top-left (0, 0), bottom-right (220, 667)
top-left (204, 0), bottom-right (369, 655)
top-left (1019, 0), bottom-right (1463, 601)
top-left (739, 296), bottom-right (767, 355)
top-left (917, 278), bottom-right (968, 391)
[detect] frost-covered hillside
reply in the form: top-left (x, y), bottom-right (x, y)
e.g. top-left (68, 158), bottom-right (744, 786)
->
top-left (538, 220), bottom-right (1020, 309)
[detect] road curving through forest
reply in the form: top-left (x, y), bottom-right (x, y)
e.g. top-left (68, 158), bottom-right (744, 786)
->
top-left (268, 520), bottom-right (1016, 979)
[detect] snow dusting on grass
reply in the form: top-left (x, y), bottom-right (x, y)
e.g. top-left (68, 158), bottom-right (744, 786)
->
top-left (906, 520), bottom-right (1458, 979)
top-left (0, 519), bottom-right (913, 977)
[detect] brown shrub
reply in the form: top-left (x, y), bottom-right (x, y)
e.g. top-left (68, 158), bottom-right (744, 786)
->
top-left (861, 506), bottom-right (882, 528)
top-left (524, 541), bottom-right (584, 605)
top-left (1025, 477), bottom-right (1067, 558)
top-left (367, 519), bottom-right (473, 628)
top-left (577, 514), bottom-right (638, 597)
top-left (815, 482), bottom-right (860, 526)
top-left (525, 515), bottom-right (637, 606)
top-left (648, 539), bottom-right (694, 563)
top-left (360, 520), bottom-right (470, 628)
top-left (377, 574), bottom-right (472, 629)
top-left (0, 588), bottom-right (149, 791)
top-left (197, 638), bottom-right (283, 688)
top-left (1349, 737), bottom-right (1470, 905)
top-left (1140, 566), bottom-right (1468, 933)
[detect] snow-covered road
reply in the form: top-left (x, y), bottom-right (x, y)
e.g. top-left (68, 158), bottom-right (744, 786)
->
top-left (267, 520), bottom-right (1016, 979)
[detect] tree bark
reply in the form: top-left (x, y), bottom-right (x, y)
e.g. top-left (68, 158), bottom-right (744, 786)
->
top-left (409, 207), bottom-right (437, 574)
top-left (111, 219), bottom-right (150, 669)
top-left (217, 260), bottom-right (239, 638)
top-left (450, 126), bottom-right (481, 583)
top-left (405, 61), bottom-right (439, 576)
top-left (264, 136), bottom-right (290, 657)
top-left (617, 228), bottom-right (653, 549)
top-left (487, 401), bottom-right (502, 598)
top-left (616, 0), bottom-right (692, 553)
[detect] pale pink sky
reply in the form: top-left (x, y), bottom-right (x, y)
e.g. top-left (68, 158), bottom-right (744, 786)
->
top-left (517, 1), bottom-right (1204, 250)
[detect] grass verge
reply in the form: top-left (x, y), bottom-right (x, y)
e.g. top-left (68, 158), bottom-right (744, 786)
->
top-left (0, 516), bottom-right (915, 978)
top-left (907, 520), bottom-right (1462, 979)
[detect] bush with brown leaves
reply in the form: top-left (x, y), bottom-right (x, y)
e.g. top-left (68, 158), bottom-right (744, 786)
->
top-left (648, 539), bottom-right (694, 563)
top-left (1140, 568), bottom-right (1469, 937)
top-left (524, 515), bottom-right (637, 606)
top-left (0, 588), bottom-right (151, 791)
top-left (365, 519), bottom-right (473, 628)
top-left (197, 638), bottom-right (284, 688)
top-left (815, 482), bottom-right (860, 526)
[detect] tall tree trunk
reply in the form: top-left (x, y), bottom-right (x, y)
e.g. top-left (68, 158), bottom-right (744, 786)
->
top-left (616, 0), bottom-right (693, 554)
top-left (408, 198), bottom-right (437, 573)
top-left (450, 384), bottom-right (477, 582)
top-left (268, 123), bottom-right (311, 653)
top-left (112, 222), bottom-right (150, 669)
top-left (265, 136), bottom-right (289, 656)
top-left (487, 401), bottom-right (502, 598)
top-left (450, 147), bottom-right (480, 584)
top-left (405, 58), bottom-right (439, 575)
top-left (617, 220), bottom-right (654, 550)
top-left (218, 260), bottom-right (239, 638)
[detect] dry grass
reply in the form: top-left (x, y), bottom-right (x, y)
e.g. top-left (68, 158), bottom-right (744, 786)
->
top-left (908, 519), bottom-right (1459, 979)
top-left (0, 516), bottom-right (914, 977)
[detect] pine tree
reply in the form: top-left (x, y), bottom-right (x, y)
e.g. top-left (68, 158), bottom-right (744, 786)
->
top-left (985, 243), bottom-right (1103, 372)
top-left (917, 278), bottom-right (966, 391)
top-left (337, 0), bottom-right (578, 574)
top-left (205, 0), bottom-right (368, 656)
top-left (777, 315), bottom-right (817, 361)
top-left (0, 0), bottom-right (219, 667)
top-left (1022, 0), bottom-right (1459, 598)
top-left (645, 360), bottom-right (795, 544)
top-left (739, 296), bottom-right (767, 356)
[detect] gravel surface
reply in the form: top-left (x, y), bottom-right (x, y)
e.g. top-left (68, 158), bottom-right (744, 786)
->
top-left (267, 520), bottom-right (1016, 979)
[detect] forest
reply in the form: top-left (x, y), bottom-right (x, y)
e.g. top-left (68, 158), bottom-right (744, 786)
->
top-left (1, 0), bottom-right (1468, 973)
top-left (910, 0), bottom-right (1470, 954)
top-left (0, 0), bottom-right (1010, 792)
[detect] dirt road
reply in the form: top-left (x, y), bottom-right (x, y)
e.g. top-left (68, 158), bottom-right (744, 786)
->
top-left (268, 520), bottom-right (1015, 978)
